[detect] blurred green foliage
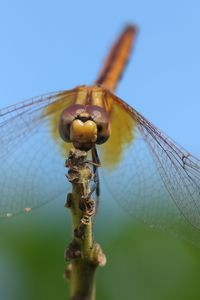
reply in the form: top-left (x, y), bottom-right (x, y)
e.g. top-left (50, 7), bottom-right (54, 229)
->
top-left (1, 200), bottom-right (200, 300)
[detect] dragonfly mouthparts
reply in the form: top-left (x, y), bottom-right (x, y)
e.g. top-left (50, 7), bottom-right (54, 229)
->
top-left (70, 118), bottom-right (98, 151)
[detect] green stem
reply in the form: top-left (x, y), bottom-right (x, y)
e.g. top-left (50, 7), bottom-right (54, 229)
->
top-left (65, 149), bottom-right (106, 300)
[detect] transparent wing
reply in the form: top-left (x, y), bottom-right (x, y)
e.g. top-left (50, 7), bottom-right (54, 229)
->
top-left (99, 92), bottom-right (200, 245)
top-left (0, 90), bottom-right (77, 217)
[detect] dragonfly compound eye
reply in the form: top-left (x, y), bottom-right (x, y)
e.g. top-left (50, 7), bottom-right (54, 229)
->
top-left (86, 106), bottom-right (111, 144)
top-left (59, 104), bottom-right (98, 150)
top-left (59, 104), bottom-right (110, 150)
top-left (59, 104), bottom-right (85, 143)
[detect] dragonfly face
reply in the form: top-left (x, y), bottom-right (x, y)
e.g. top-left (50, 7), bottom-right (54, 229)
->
top-left (59, 87), bottom-right (111, 151)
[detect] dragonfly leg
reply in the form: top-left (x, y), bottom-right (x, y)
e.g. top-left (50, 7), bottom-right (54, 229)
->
top-left (91, 146), bottom-right (101, 215)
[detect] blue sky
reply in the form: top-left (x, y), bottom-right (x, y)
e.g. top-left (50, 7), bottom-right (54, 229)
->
top-left (0, 0), bottom-right (200, 157)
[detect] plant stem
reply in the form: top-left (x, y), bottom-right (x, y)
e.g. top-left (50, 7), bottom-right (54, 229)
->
top-left (65, 149), bottom-right (106, 300)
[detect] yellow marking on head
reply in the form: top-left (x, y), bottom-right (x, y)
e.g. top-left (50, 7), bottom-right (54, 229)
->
top-left (70, 119), bottom-right (97, 143)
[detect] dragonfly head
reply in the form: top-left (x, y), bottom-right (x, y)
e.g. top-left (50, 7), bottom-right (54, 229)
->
top-left (59, 104), bottom-right (110, 151)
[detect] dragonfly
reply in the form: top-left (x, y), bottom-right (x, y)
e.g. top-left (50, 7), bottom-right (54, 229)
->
top-left (1, 25), bottom-right (200, 244)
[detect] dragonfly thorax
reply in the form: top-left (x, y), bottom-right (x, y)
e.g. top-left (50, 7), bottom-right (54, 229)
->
top-left (59, 104), bottom-right (110, 151)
